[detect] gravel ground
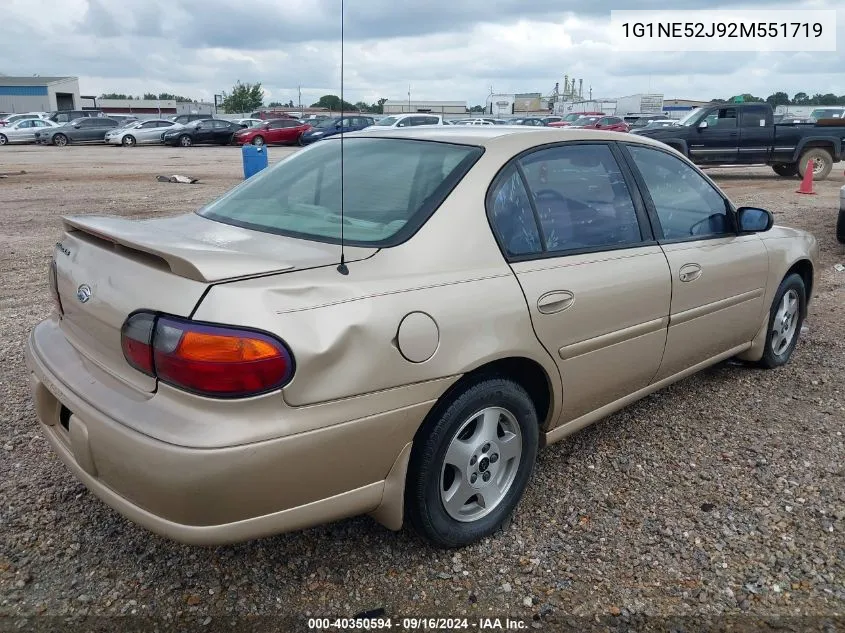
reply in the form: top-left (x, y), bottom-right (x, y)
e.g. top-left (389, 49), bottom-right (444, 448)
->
top-left (1, 146), bottom-right (843, 632)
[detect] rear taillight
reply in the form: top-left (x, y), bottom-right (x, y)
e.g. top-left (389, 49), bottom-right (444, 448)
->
top-left (48, 259), bottom-right (63, 315)
top-left (121, 312), bottom-right (156, 375)
top-left (120, 312), bottom-right (294, 398)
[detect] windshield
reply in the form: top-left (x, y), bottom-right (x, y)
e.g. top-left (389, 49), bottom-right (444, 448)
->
top-left (676, 108), bottom-right (708, 126)
top-left (374, 116), bottom-right (398, 126)
top-left (313, 117), bottom-right (340, 129)
top-left (810, 108), bottom-right (844, 119)
top-left (563, 114), bottom-right (581, 121)
top-left (197, 138), bottom-right (483, 246)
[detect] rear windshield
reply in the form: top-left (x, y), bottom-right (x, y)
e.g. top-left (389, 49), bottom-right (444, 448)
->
top-left (198, 137), bottom-right (483, 246)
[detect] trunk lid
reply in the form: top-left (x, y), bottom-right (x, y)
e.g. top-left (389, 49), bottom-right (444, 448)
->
top-left (54, 213), bottom-right (375, 392)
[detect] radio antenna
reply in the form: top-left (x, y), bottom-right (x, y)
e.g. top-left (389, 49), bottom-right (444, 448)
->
top-left (336, 0), bottom-right (349, 275)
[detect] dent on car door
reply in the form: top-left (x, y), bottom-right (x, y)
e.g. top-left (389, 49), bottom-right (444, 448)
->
top-left (622, 143), bottom-right (769, 381)
top-left (490, 142), bottom-right (672, 424)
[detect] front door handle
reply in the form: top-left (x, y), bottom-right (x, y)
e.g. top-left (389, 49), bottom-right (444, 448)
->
top-left (679, 263), bottom-right (702, 282)
top-left (537, 290), bottom-right (575, 314)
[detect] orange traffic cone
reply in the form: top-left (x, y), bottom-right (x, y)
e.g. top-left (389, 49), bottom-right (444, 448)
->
top-left (796, 159), bottom-right (816, 195)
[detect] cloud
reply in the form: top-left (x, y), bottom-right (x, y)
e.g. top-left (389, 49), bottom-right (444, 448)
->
top-left (1, 0), bottom-right (842, 107)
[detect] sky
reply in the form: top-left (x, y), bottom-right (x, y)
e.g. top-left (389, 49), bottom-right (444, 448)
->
top-left (1, 0), bottom-right (843, 107)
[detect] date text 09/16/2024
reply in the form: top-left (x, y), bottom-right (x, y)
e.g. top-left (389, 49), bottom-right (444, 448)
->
top-left (307, 617), bottom-right (528, 630)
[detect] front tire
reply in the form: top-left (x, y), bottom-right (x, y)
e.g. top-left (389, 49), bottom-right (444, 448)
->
top-left (0, 134), bottom-right (7, 145)
top-left (179, 135), bottom-right (192, 147)
top-left (122, 135), bottom-right (136, 147)
top-left (405, 378), bottom-right (539, 548)
top-left (772, 163), bottom-right (798, 178)
top-left (797, 148), bottom-right (833, 181)
top-left (756, 273), bottom-right (806, 369)
top-left (53, 134), bottom-right (68, 147)
top-left (252, 135), bottom-right (265, 146)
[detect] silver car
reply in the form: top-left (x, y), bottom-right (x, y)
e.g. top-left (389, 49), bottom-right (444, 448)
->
top-left (0, 118), bottom-right (59, 145)
top-left (105, 119), bottom-right (180, 146)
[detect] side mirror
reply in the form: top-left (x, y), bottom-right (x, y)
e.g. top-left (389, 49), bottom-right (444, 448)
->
top-left (737, 207), bottom-right (773, 232)
top-left (72, 123), bottom-right (81, 128)
top-left (698, 120), bottom-right (709, 130)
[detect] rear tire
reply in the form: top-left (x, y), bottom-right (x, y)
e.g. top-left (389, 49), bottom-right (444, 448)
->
top-left (756, 273), bottom-right (806, 369)
top-left (0, 134), bottom-right (7, 145)
top-left (405, 378), bottom-right (539, 548)
top-left (772, 164), bottom-right (798, 178)
top-left (797, 148), bottom-right (833, 181)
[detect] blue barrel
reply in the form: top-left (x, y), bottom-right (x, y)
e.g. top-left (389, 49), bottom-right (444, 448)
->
top-left (241, 144), bottom-right (268, 179)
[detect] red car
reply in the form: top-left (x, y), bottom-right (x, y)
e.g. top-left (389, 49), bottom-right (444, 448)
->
top-left (233, 119), bottom-right (312, 146)
top-left (569, 115), bottom-right (629, 132)
top-left (548, 112), bottom-right (604, 128)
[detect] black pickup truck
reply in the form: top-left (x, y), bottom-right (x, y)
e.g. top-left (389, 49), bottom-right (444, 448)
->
top-left (633, 102), bottom-right (845, 181)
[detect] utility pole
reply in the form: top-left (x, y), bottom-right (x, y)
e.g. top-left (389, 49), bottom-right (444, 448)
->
top-left (298, 85), bottom-right (302, 109)
top-left (408, 84), bottom-right (411, 112)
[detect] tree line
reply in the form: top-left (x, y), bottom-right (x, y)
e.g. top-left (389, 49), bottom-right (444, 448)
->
top-left (710, 92), bottom-right (845, 107)
top-left (99, 92), bottom-right (196, 103)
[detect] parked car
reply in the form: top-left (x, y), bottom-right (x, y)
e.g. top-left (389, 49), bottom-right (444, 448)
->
top-left (510, 118), bottom-right (547, 126)
top-left (105, 119), bottom-right (180, 146)
top-left (641, 120), bottom-right (680, 130)
top-left (569, 115), bottom-right (630, 132)
top-left (0, 112), bottom-right (50, 127)
top-left (541, 116), bottom-right (565, 125)
top-left (775, 115), bottom-right (812, 124)
top-left (299, 115), bottom-right (375, 144)
top-left (629, 114), bottom-right (673, 129)
top-left (161, 119), bottom-right (241, 146)
top-left (371, 114), bottom-right (445, 128)
top-left (633, 102), bottom-right (845, 180)
top-left (233, 119), bottom-right (312, 146)
top-left (808, 107), bottom-right (845, 122)
top-left (25, 127), bottom-right (819, 548)
top-left (36, 117), bottom-right (120, 146)
top-left (48, 110), bottom-right (103, 124)
top-left (170, 113), bottom-right (215, 125)
top-left (0, 118), bottom-right (59, 145)
top-left (452, 118), bottom-right (495, 126)
top-left (547, 112), bottom-right (604, 128)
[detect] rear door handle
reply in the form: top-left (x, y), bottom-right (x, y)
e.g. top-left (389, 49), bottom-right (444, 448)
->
top-left (679, 263), bottom-right (702, 282)
top-left (537, 290), bottom-right (575, 314)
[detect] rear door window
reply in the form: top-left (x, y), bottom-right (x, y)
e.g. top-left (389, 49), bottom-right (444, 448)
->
top-left (518, 144), bottom-right (645, 252)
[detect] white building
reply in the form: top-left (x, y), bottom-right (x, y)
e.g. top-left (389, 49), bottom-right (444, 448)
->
top-left (487, 94), bottom-right (516, 117)
top-left (614, 94), bottom-right (664, 116)
top-left (554, 99), bottom-right (618, 116)
top-left (0, 76), bottom-right (81, 113)
top-left (383, 100), bottom-right (467, 115)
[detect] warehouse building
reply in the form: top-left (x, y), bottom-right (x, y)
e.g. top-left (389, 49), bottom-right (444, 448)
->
top-left (0, 76), bottom-right (81, 113)
top-left (382, 100), bottom-right (467, 115)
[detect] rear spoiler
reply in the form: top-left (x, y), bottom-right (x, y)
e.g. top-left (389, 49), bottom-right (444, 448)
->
top-left (61, 215), bottom-right (295, 283)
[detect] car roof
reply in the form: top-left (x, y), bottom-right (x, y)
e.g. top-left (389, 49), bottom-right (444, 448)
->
top-left (334, 126), bottom-right (674, 152)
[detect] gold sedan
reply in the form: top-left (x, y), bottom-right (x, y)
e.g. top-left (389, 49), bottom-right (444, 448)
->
top-left (26, 127), bottom-right (818, 548)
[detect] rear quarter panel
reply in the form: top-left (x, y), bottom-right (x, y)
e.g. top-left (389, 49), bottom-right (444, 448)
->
top-left (192, 149), bottom-right (563, 426)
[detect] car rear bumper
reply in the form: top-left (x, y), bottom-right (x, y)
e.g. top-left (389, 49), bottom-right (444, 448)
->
top-left (25, 317), bottom-right (437, 545)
